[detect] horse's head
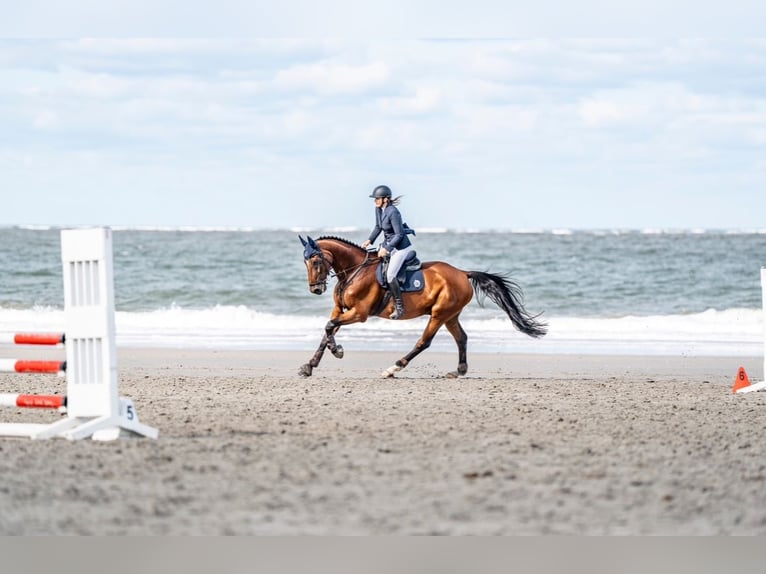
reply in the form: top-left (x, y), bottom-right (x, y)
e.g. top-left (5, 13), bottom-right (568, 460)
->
top-left (299, 235), bottom-right (330, 295)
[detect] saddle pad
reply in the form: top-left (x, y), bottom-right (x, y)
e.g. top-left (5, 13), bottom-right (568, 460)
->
top-left (376, 263), bottom-right (425, 292)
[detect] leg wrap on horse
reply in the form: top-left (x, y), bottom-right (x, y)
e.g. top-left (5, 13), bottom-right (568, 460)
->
top-left (324, 320), bottom-right (344, 358)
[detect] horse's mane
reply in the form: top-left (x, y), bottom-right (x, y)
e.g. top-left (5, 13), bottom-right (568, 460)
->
top-left (316, 235), bottom-right (366, 251)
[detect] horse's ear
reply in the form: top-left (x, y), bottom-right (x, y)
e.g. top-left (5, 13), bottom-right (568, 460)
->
top-left (299, 235), bottom-right (307, 247)
top-left (308, 236), bottom-right (319, 249)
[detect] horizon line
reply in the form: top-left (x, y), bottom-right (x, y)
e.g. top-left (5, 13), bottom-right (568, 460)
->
top-left (3, 224), bottom-right (766, 235)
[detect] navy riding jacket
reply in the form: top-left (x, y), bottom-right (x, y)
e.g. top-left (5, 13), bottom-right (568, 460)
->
top-left (367, 205), bottom-right (412, 252)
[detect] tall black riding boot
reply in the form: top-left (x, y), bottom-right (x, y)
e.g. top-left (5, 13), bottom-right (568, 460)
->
top-left (388, 279), bottom-right (405, 320)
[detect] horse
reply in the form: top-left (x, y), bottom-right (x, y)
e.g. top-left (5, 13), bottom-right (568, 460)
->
top-left (298, 235), bottom-right (547, 378)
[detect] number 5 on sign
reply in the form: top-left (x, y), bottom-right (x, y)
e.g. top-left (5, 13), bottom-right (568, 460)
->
top-left (119, 399), bottom-right (139, 422)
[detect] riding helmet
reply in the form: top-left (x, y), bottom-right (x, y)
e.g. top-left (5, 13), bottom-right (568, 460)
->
top-left (369, 185), bottom-right (392, 199)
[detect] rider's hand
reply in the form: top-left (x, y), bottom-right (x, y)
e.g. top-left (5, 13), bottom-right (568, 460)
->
top-left (361, 240), bottom-right (371, 249)
top-left (378, 247), bottom-right (389, 258)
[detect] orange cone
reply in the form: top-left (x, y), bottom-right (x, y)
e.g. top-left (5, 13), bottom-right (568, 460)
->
top-left (732, 366), bottom-right (751, 393)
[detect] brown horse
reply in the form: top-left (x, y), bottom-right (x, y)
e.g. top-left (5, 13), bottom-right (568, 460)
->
top-left (298, 235), bottom-right (547, 378)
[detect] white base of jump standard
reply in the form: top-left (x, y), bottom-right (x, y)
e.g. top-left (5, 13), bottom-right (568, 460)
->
top-left (0, 398), bottom-right (158, 441)
top-left (734, 380), bottom-right (766, 394)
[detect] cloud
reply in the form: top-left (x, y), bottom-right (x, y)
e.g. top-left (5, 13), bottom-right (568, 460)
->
top-left (579, 98), bottom-right (641, 127)
top-left (32, 109), bottom-right (58, 129)
top-left (1, 38), bottom-right (765, 228)
top-left (275, 60), bottom-right (391, 95)
top-left (377, 86), bottom-right (442, 115)
top-left (577, 82), bottom-right (723, 129)
top-left (459, 104), bottom-right (540, 135)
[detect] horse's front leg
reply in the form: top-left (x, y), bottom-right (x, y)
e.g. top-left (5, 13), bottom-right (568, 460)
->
top-left (299, 316), bottom-right (341, 377)
top-left (299, 309), bottom-right (365, 377)
top-left (324, 319), bottom-right (344, 358)
top-left (298, 330), bottom-right (331, 377)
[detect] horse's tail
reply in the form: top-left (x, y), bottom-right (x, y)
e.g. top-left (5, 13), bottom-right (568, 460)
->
top-left (467, 271), bottom-right (547, 338)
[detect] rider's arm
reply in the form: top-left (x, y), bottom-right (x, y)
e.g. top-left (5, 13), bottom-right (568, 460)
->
top-left (366, 208), bottom-right (382, 245)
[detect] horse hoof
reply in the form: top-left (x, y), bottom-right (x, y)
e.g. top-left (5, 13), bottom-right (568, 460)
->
top-left (332, 345), bottom-right (344, 359)
top-left (298, 364), bottom-right (313, 377)
top-left (382, 365), bottom-right (401, 378)
top-left (447, 366), bottom-right (467, 378)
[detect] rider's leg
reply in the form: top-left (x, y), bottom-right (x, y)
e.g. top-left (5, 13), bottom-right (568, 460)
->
top-left (388, 277), bottom-right (405, 319)
top-left (386, 247), bottom-right (413, 320)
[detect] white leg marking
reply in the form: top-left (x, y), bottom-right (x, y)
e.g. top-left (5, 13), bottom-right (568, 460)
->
top-left (382, 364), bottom-right (401, 378)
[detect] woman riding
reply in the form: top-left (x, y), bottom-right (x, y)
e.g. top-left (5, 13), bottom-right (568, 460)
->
top-left (361, 184), bottom-right (415, 320)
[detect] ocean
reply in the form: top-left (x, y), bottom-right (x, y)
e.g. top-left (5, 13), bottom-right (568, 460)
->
top-left (1, 226), bottom-right (765, 356)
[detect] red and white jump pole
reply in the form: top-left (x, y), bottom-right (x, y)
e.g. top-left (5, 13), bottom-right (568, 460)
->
top-left (1, 336), bottom-right (67, 408)
top-left (0, 333), bottom-right (65, 346)
top-left (0, 359), bottom-right (66, 375)
top-left (0, 394), bottom-right (66, 409)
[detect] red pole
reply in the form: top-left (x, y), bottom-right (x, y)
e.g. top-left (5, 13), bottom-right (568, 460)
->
top-left (13, 360), bottom-right (67, 374)
top-left (15, 395), bottom-right (66, 409)
top-left (13, 333), bottom-right (65, 346)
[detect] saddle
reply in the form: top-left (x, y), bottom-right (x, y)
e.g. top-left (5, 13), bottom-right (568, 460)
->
top-left (375, 251), bottom-right (425, 292)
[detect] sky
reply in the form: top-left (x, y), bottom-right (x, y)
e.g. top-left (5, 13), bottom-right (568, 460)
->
top-left (2, 11), bottom-right (765, 230)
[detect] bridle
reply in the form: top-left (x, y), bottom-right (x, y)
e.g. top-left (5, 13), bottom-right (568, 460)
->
top-left (306, 251), bottom-right (330, 290)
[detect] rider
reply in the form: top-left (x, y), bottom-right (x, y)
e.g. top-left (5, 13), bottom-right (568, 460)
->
top-left (361, 184), bottom-right (415, 320)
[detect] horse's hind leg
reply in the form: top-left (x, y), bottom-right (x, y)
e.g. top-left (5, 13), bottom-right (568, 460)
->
top-left (444, 315), bottom-right (468, 378)
top-left (382, 316), bottom-right (444, 378)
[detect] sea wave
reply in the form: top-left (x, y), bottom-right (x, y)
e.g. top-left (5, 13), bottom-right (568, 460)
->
top-left (0, 305), bottom-right (762, 356)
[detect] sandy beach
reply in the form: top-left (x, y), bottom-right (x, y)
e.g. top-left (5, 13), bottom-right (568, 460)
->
top-left (1, 347), bottom-right (765, 535)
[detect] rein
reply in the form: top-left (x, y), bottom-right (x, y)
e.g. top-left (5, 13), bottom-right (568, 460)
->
top-left (310, 249), bottom-right (377, 291)
top-left (332, 252), bottom-right (377, 311)
top-left (329, 251), bottom-right (376, 283)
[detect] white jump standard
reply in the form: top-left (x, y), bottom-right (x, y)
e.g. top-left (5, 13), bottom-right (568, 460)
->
top-left (0, 227), bottom-right (158, 440)
top-left (734, 267), bottom-right (766, 394)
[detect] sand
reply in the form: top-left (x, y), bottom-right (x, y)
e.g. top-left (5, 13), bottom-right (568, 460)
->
top-left (1, 347), bottom-right (765, 535)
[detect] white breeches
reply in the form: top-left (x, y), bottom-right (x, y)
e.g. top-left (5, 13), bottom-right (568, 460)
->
top-left (386, 245), bottom-right (415, 283)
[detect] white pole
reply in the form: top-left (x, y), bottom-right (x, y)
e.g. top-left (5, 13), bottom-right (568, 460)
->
top-left (762, 267), bottom-right (766, 382)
